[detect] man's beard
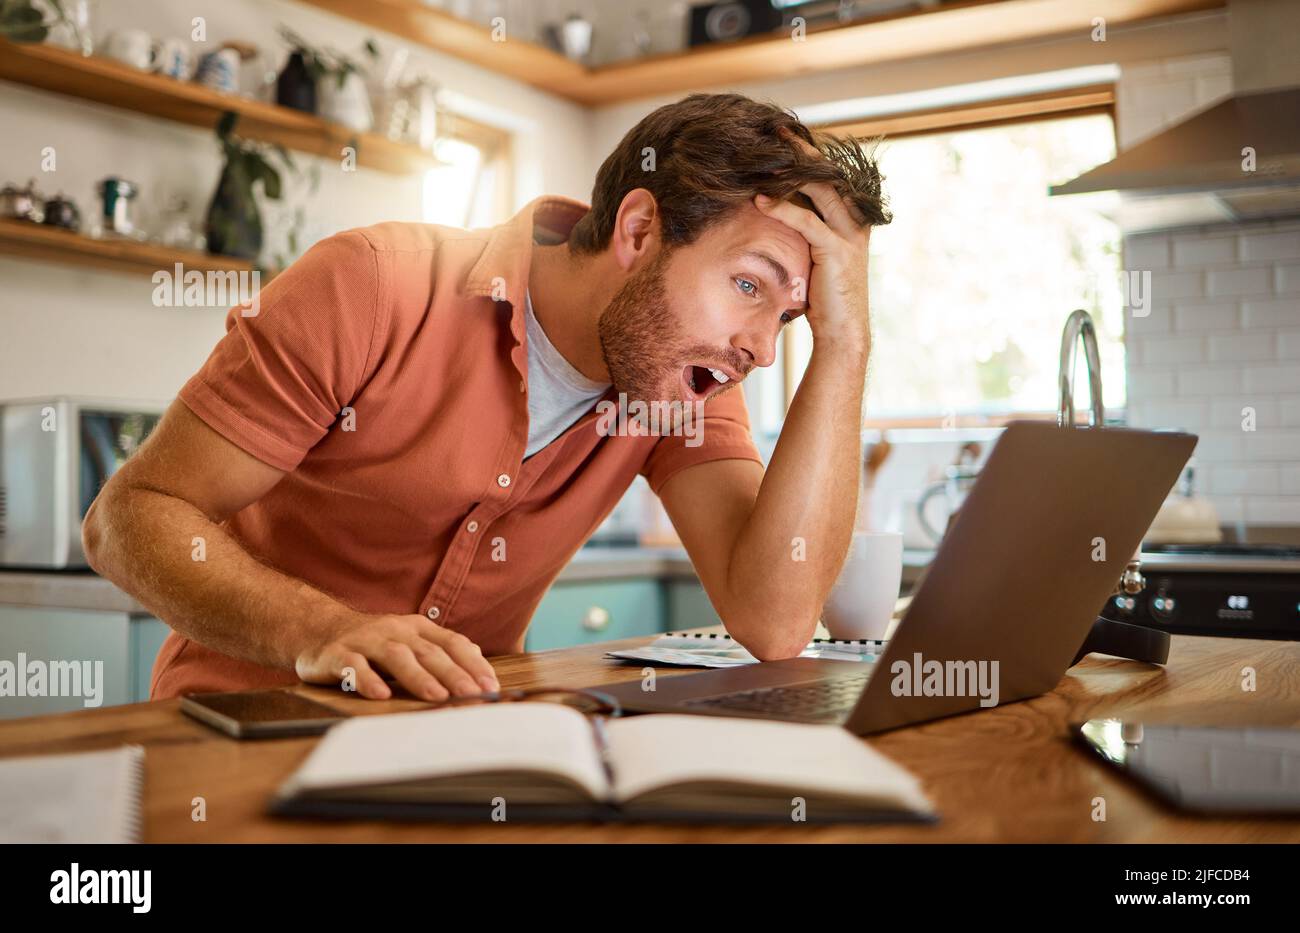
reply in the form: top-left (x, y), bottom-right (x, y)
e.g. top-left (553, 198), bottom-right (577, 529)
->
top-left (597, 250), bottom-right (741, 405)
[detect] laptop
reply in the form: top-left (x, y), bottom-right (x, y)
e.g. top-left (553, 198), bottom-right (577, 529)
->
top-left (594, 421), bottom-right (1196, 735)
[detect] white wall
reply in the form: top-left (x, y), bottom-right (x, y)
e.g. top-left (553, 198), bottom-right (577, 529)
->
top-left (0, 0), bottom-right (592, 401)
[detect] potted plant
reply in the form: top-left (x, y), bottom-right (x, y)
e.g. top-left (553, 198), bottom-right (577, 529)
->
top-left (0, 0), bottom-right (84, 48)
top-left (277, 26), bottom-right (379, 132)
top-left (205, 111), bottom-right (294, 262)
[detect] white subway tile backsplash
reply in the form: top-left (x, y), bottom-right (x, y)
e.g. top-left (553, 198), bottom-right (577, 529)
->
top-left (1276, 332), bottom-right (1300, 360)
top-left (1243, 298), bottom-right (1300, 329)
top-left (1282, 469), bottom-right (1300, 496)
top-left (1123, 236), bottom-right (1170, 272)
top-left (1277, 263), bottom-right (1300, 295)
top-left (1173, 299), bottom-right (1239, 332)
top-left (1209, 398), bottom-right (1275, 429)
top-left (1243, 364), bottom-right (1300, 394)
top-left (1206, 266), bottom-right (1272, 297)
top-left (1125, 306), bottom-right (1172, 335)
top-left (1141, 334), bottom-right (1205, 365)
top-left (1172, 234), bottom-right (1236, 267)
top-left (1240, 230), bottom-right (1300, 264)
top-left (1280, 397), bottom-right (1300, 427)
top-left (1190, 431), bottom-right (1244, 462)
top-left (1135, 398), bottom-right (1208, 430)
top-left (1176, 367), bottom-right (1242, 396)
top-left (1243, 497), bottom-right (1300, 525)
top-left (1151, 269), bottom-right (1205, 301)
top-left (1245, 431), bottom-right (1300, 461)
top-left (1127, 367), bottom-right (1177, 398)
top-left (1204, 465), bottom-right (1280, 496)
top-left (1207, 332), bottom-right (1276, 362)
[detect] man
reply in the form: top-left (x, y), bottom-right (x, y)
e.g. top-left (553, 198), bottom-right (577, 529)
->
top-left (83, 93), bottom-right (891, 703)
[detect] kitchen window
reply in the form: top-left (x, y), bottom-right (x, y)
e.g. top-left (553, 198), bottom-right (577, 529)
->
top-left (422, 120), bottom-right (514, 228)
top-left (759, 92), bottom-right (1124, 436)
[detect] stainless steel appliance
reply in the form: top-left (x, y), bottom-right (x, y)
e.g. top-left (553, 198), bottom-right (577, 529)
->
top-left (0, 398), bottom-right (164, 568)
top-left (1106, 544), bottom-right (1300, 641)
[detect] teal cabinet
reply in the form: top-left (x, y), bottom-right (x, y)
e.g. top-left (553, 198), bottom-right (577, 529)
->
top-left (666, 579), bottom-right (722, 631)
top-left (0, 607), bottom-right (167, 718)
top-left (526, 580), bottom-right (666, 651)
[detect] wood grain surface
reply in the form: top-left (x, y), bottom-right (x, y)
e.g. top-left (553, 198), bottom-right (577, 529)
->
top-left (1, 631), bottom-right (1298, 842)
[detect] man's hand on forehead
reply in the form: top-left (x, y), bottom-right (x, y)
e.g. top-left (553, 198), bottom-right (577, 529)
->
top-left (753, 129), bottom-right (873, 348)
top-left (778, 128), bottom-right (871, 230)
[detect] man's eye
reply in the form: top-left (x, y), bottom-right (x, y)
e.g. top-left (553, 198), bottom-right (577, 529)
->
top-left (734, 277), bottom-right (759, 298)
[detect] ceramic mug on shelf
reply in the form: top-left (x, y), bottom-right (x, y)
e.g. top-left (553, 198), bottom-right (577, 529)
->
top-left (104, 29), bottom-right (152, 70)
top-left (152, 37), bottom-right (193, 80)
top-left (195, 47), bottom-right (241, 94)
top-left (319, 71), bottom-right (374, 133)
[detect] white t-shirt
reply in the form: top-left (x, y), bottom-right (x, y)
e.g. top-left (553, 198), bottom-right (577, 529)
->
top-left (523, 291), bottom-right (610, 459)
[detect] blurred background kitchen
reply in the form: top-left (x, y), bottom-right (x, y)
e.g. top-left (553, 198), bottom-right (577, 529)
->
top-left (1, 0), bottom-right (1297, 716)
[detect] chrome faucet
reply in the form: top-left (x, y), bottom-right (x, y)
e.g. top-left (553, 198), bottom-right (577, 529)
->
top-left (1057, 309), bottom-right (1105, 428)
top-left (1057, 309), bottom-right (1144, 595)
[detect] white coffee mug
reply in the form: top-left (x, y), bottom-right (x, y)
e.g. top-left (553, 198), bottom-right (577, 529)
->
top-left (152, 37), bottom-right (193, 80)
top-left (822, 531), bottom-right (904, 641)
top-left (105, 29), bottom-right (152, 71)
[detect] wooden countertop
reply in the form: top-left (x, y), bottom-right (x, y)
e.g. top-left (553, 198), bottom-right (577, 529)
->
top-left (1, 630), bottom-right (1298, 842)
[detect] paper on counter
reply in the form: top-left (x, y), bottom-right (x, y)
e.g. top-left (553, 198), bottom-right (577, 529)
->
top-left (606, 634), bottom-right (886, 669)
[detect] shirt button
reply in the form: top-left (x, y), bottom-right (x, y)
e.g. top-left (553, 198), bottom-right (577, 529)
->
top-left (497, 473), bottom-right (511, 488)
top-left (519, 380), bottom-right (526, 393)
top-left (466, 520), bottom-right (479, 533)
top-left (426, 606), bottom-right (441, 621)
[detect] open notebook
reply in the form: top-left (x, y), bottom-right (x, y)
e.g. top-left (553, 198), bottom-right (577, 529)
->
top-left (0, 745), bottom-right (144, 843)
top-left (272, 704), bottom-right (934, 824)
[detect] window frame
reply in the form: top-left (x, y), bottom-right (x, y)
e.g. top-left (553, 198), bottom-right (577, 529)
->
top-left (434, 111), bottom-right (516, 227)
top-left (784, 84), bottom-right (1120, 428)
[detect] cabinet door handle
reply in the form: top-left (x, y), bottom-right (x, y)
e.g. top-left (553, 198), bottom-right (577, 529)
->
top-left (581, 606), bottom-right (611, 631)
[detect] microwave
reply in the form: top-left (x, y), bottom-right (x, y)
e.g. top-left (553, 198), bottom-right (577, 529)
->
top-left (0, 398), bottom-right (166, 569)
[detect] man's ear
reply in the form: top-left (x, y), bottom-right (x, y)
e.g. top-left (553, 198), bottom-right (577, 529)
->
top-left (610, 188), bottom-right (659, 272)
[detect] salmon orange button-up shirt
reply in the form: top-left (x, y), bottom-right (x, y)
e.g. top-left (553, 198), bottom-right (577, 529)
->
top-left (151, 196), bottom-right (763, 699)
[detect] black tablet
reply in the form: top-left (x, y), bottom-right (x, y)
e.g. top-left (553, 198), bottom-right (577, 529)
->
top-left (1076, 718), bottom-right (1300, 815)
top-left (181, 689), bottom-right (349, 739)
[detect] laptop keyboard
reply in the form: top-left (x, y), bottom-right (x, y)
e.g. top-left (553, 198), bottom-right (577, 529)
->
top-left (683, 670), bottom-right (873, 723)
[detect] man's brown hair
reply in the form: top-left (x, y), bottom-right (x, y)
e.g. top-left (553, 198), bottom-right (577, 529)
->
top-left (569, 92), bottom-right (892, 255)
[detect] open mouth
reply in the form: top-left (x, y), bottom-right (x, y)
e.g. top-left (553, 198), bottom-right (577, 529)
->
top-left (682, 364), bottom-right (734, 400)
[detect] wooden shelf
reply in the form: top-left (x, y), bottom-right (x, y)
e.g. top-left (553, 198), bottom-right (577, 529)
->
top-left (0, 217), bottom-right (255, 278)
top-left (296, 0), bottom-right (1224, 106)
top-left (0, 39), bottom-right (448, 174)
top-left (295, 0), bottom-right (587, 99)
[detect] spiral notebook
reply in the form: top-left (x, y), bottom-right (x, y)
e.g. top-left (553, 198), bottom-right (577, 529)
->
top-left (605, 631), bottom-right (887, 669)
top-left (0, 745), bottom-right (144, 843)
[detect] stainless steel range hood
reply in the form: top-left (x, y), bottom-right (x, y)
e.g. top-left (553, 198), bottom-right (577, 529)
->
top-left (1050, 0), bottom-right (1300, 231)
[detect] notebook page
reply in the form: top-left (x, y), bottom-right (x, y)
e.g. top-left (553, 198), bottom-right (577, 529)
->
top-left (604, 714), bottom-right (933, 813)
top-left (278, 703), bottom-right (609, 801)
top-left (0, 745), bottom-right (144, 843)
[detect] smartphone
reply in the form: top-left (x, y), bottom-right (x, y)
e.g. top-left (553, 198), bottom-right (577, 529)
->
top-left (181, 689), bottom-right (349, 739)
top-left (1076, 718), bottom-right (1300, 814)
